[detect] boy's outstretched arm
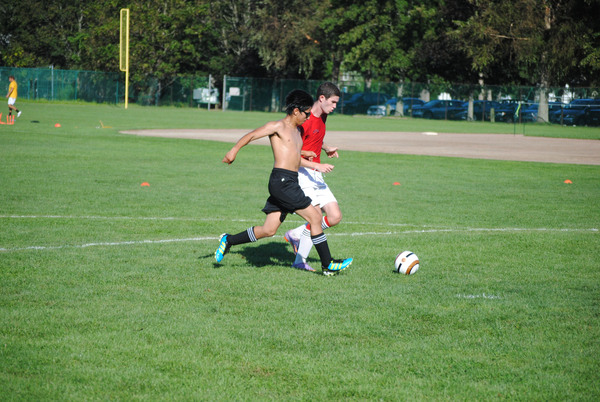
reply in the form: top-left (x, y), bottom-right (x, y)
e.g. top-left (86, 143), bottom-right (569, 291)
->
top-left (222, 121), bottom-right (279, 164)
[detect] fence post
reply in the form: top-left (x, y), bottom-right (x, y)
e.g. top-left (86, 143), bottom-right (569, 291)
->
top-left (50, 65), bottom-right (54, 100)
top-left (75, 70), bottom-right (79, 101)
top-left (222, 75), bottom-right (227, 112)
top-left (207, 74), bottom-right (212, 110)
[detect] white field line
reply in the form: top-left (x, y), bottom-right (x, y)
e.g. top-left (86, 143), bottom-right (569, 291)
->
top-left (0, 214), bottom-right (247, 222)
top-left (456, 293), bottom-right (502, 300)
top-left (5, 215), bottom-right (598, 230)
top-left (0, 217), bottom-right (597, 253)
top-left (0, 237), bottom-right (218, 252)
top-left (0, 215), bottom-right (445, 228)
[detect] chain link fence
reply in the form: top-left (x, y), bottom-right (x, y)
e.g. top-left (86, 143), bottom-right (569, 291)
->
top-left (2, 66), bottom-right (599, 125)
top-left (0, 67), bottom-right (120, 103)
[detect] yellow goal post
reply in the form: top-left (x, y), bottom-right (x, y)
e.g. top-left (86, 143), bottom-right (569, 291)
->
top-left (119, 9), bottom-right (130, 109)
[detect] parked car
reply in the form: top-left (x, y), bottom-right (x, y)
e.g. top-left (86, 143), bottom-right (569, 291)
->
top-left (411, 100), bottom-right (464, 120)
top-left (396, 97), bottom-right (425, 116)
top-left (585, 102), bottom-right (600, 126)
top-left (520, 103), bottom-right (540, 123)
top-left (520, 102), bottom-right (564, 123)
top-left (366, 97), bottom-right (425, 116)
top-left (454, 100), bottom-right (503, 121)
top-left (550, 99), bottom-right (599, 126)
top-left (493, 102), bottom-right (521, 123)
top-left (341, 92), bottom-right (390, 115)
top-left (367, 103), bottom-right (388, 116)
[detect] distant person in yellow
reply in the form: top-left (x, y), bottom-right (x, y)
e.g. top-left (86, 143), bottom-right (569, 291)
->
top-left (6, 75), bottom-right (21, 118)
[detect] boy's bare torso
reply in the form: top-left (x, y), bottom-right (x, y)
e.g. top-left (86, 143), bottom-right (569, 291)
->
top-left (222, 115), bottom-right (306, 170)
top-left (268, 119), bottom-right (304, 171)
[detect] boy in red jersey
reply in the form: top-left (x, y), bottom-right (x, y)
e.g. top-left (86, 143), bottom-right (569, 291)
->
top-left (284, 82), bottom-right (345, 271)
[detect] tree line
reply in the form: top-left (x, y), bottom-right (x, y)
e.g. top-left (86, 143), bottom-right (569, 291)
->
top-left (1, 0), bottom-right (599, 90)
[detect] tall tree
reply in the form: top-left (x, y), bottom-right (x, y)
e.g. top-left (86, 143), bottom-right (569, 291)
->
top-left (208, 0), bottom-right (331, 79)
top-left (2, 0), bottom-right (597, 98)
top-left (0, 0), bottom-right (92, 67)
top-left (452, 0), bottom-right (600, 87)
top-left (207, 0), bottom-right (267, 77)
top-left (251, 0), bottom-right (330, 78)
top-left (322, 0), bottom-right (475, 88)
top-left (323, 0), bottom-right (413, 87)
top-left (452, 0), bottom-right (600, 122)
top-left (409, 0), bottom-right (476, 84)
top-left (120, 0), bottom-right (219, 103)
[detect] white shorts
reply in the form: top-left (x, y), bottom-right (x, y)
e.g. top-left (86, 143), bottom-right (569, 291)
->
top-left (298, 167), bottom-right (337, 208)
top-left (8, 98), bottom-right (16, 106)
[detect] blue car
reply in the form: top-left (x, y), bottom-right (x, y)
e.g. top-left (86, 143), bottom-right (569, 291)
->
top-left (493, 102), bottom-right (524, 123)
top-left (549, 99), bottom-right (599, 126)
top-left (586, 103), bottom-right (600, 126)
top-left (454, 100), bottom-right (503, 121)
top-left (341, 92), bottom-right (390, 115)
top-left (521, 102), bottom-right (564, 123)
top-left (411, 100), bottom-right (464, 120)
top-left (396, 97), bottom-right (425, 116)
top-left (367, 97), bottom-right (425, 116)
top-left (520, 103), bottom-right (540, 123)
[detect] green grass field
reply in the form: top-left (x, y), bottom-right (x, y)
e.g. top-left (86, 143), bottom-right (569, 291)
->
top-left (1, 102), bottom-right (599, 400)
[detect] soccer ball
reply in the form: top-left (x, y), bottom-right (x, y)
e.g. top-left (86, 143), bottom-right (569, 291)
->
top-left (394, 251), bottom-right (420, 275)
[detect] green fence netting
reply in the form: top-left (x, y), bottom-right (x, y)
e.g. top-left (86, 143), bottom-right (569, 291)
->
top-left (2, 67), bottom-right (598, 125)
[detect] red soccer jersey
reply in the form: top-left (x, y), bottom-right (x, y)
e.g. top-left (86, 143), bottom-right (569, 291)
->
top-left (300, 113), bottom-right (328, 163)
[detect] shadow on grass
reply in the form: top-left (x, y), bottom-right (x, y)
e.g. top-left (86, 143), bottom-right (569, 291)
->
top-left (209, 241), bottom-right (320, 271)
top-left (207, 242), bottom-right (292, 268)
top-left (234, 242), bottom-right (292, 268)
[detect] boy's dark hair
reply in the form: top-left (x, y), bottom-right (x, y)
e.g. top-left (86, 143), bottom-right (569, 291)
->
top-left (8, 75), bottom-right (15, 80)
top-left (285, 89), bottom-right (314, 115)
top-left (316, 82), bottom-right (341, 99)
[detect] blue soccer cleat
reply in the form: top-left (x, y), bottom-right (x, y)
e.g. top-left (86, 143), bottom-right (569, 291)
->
top-left (215, 233), bottom-right (230, 263)
top-left (323, 258), bottom-right (353, 275)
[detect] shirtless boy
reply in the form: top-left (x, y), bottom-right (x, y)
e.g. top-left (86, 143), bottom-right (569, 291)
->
top-left (215, 89), bottom-right (352, 275)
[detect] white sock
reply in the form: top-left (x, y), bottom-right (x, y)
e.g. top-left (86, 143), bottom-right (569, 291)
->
top-left (293, 216), bottom-right (329, 264)
top-left (290, 223), bottom-right (306, 240)
top-left (294, 227), bottom-right (312, 264)
top-left (295, 217), bottom-right (331, 264)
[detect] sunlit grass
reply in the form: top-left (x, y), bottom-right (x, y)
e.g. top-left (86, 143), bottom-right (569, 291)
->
top-left (1, 102), bottom-right (598, 399)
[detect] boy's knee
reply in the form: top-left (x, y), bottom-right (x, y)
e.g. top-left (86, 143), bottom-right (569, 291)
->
top-left (260, 226), bottom-right (278, 238)
top-left (308, 214), bottom-right (322, 228)
top-left (328, 212), bottom-right (342, 227)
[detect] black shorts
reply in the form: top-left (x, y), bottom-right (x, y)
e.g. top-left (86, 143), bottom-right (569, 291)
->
top-left (262, 168), bottom-right (312, 221)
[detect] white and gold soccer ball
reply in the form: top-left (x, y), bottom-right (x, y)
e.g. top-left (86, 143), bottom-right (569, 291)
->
top-left (394, 251), bottom-right (420, 275)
